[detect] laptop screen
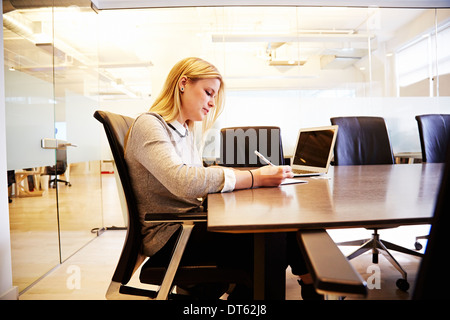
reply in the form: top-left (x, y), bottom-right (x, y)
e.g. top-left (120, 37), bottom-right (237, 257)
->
top-left (293, 128), bottom-right (336, 168)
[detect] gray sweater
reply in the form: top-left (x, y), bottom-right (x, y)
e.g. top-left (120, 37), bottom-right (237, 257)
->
top-left (125, 112), bottom-right (229, 256)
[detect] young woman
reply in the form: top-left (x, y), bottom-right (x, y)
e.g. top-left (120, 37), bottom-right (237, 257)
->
top-left (124, 57), bottom-right (321, 299)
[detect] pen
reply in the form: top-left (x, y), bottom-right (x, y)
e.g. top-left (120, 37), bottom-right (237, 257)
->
top-left (254, 150), bottom-right (275, 166)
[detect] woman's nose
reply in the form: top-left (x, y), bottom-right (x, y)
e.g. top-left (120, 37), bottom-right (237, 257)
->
top-left (208, 98), bottom-right (215, 107)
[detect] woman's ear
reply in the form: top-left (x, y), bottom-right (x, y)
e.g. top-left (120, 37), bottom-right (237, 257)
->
top-left (179, 76), bottom-right (187, 91)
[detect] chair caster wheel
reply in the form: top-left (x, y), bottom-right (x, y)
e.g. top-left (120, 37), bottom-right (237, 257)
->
top-left (414, 241), bottom-right (423, 250)
top-left (396, 278), bottom-right (410, 291)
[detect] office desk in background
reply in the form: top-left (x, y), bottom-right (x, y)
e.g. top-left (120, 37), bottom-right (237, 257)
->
top-left (207, 163), bottom-right (443, 299)
top-left (394, 152), bottom-right (423, 164)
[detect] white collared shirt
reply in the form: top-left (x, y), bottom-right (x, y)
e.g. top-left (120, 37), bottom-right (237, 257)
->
top-left (168, 120), bottom-right (236, 193)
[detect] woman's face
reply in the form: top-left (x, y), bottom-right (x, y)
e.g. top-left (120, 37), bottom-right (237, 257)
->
top-left (178, 77), bottom-right (220, 124)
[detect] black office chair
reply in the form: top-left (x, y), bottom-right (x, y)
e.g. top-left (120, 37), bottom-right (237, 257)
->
top-left (416, 114), bottom-right (450, 163)
top-left (330, 116), bottom-right (422, 291)
top-left (219, 126), bottom-right (285, 167)
top-left (331, 116), bottom-right (394, 166)
top-left (413, 143), bottom-right (450, 300)
top-left (94, 111), bottom-right (251, 300)
top-left (413, 114), bottom-right (450, 250)
top-left (44, 148), bottom-right (71, 188)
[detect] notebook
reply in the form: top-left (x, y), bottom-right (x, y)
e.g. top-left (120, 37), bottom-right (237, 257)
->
top-left (291, 125), bottom-right (338, 177)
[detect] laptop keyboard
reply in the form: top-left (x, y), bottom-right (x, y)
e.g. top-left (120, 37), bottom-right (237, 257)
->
top-left (293, 169), bottom-right (317, 175)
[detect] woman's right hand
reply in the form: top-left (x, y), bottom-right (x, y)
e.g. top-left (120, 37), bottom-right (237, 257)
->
top-left (252, 165), bottom-right (293, 188)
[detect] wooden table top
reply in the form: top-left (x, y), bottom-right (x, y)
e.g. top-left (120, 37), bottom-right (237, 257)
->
top-left (207, 163), bottom-right (443, 233)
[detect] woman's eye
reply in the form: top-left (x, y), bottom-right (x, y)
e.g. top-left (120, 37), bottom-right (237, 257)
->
top-left (205, 90), bottom-right (212, 96)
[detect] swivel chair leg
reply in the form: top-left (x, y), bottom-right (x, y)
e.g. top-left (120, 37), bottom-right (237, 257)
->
top-left (381, 239), bottom-right (423, 258)
top-left (337, 238), bottom-right (371, 247)
top-left (346, 239), bottom-right (373, 261)
top-left (377, 239), bottom-right (410, 291)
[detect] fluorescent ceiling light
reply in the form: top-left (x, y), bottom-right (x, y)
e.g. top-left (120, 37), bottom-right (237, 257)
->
top-left (211, 33), bottom-right (374, 43)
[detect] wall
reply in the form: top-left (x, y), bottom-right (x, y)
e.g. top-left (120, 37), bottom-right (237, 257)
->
top-left (218, 94), bottom-right (450, 156)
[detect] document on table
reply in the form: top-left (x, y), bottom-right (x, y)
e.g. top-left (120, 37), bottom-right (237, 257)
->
top-left (281, 178), bottom-right (308, 185)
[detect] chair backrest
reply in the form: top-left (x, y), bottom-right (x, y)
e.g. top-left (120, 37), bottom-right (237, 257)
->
top-left (413, 143), bottom-right (450, 299)
top-left (93, 110), bottom-right (138, 284)
top-left (415, 114), bottom-right (450, 163)
top-left (219, 126), bottom-right (285, 167)
top-left (330, 116), bottom-right (394, 166)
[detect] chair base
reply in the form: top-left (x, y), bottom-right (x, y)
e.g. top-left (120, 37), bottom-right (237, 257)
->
top-left (49, 178), bottom-right (71, 188)
top-left (337, 230), bottom-right (423, 291)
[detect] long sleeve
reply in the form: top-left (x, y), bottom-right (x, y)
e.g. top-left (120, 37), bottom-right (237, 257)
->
top-left (127, 113), bottom-right (226, 199)
top-left (124, 112), bottom-right (228, 256)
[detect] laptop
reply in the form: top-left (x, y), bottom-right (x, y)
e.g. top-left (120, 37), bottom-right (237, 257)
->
top-left (291, 125), bottom-right (338, 177)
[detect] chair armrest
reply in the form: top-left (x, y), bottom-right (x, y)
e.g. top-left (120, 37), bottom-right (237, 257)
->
top-left (297, 229), bottom-right (367, 297)
top-left (145, 213), bottom-right (207, 223)
top-left (143, 212), bottom-right (207, 300)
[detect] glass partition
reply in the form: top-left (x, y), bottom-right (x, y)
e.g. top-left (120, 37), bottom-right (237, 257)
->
top-left (4, 3), bottom-right (104, 292)
top-left (4, 6), bottom-right (59, 293)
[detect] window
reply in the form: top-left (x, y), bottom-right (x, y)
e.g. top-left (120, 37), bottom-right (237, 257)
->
top-left (397, 22), bottom-right (450, 96)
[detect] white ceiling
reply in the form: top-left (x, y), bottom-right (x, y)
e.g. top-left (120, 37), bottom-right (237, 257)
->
top-left (2, 2), bottom-right (444, 99)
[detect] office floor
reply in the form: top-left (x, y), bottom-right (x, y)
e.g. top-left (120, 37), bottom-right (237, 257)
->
top-left (18, 174), bottom-right (428, 300)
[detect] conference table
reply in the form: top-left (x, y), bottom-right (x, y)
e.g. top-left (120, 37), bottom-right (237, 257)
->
top-left (207, 163), bottom-right (443, 299)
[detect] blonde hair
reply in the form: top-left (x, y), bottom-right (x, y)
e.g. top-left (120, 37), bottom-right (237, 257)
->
top-left (150, 57), bottom-right (225, 136)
